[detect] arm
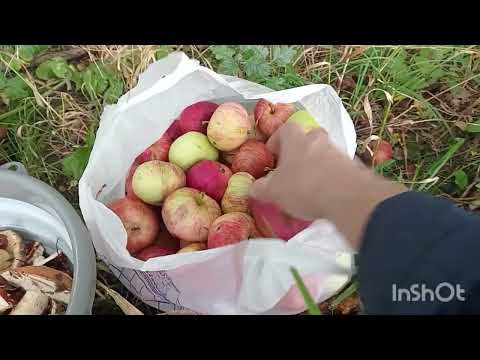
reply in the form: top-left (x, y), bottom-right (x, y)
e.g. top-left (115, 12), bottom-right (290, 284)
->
top-left (249, 123), bottom-right (480, 314)
top-left (359, 191), bottom-right (480, 314)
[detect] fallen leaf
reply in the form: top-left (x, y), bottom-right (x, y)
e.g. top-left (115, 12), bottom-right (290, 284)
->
top-left (336, 295), bottom-right (360, 315)
top-left (337, 75), bottom-right (356, 91)
top-left (405, 164), bottom-right (416, 178)
top-left (305, 61), bottom-right (331, 72)
top-left (363, 95), bottom-right (373, 130)
top-left (350, 46), bottom-right (367, 59)
top-left (97, 281), bottom-right (143, 315)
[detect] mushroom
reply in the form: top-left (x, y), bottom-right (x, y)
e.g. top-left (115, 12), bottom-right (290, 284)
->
top-left (23, 241), bottom-right (45, 266)
top-left (0, 249), bottom-right (11, 271)
top-left (0, 234), bottom-right (7, 249)
top-left (0, 288), bottom-right (16, 313)
top-left (0, 276), bottom-right (25, 314)
top-left (9, 290), bottom-right (49, 315)
top-left (1, 266), bottom-right (72, 304)
top-left (0, 230), bottom-right (24, 269)
top-left (49, 299), bottom-right (66, 315)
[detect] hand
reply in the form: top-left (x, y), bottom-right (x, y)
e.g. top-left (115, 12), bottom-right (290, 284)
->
top-left (249, 123), bottom-right (407, 249)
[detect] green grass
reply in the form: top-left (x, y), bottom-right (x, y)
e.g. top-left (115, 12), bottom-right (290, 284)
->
top-left (1, 45), bottom-right (480, 314)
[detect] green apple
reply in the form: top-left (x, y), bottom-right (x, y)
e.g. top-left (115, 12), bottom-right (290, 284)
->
top-left (169, 131), bottom-right (219, 170)
top-left (287, 110), bottom-right (320, 133)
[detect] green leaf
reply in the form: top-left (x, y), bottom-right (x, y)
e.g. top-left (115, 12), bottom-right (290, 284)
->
top-left (464, 121), bottom-right (480, 133)
top-left (217, 57), bottom-right (241, 76)
top-left (211, 46), bottom-right (236, 61)
top-left (85, 126), bottom-right (96, 147)
top-left (3, 75), bottom-right (31, 101)
top-left (155, 45), bottom-right (175, 60)
top-left (272, 46), bottom-right (296, 66)
top-left (79, 63), bottom-right (123, 103)
top-left (454, 169), bottom-right (469, 190)
top-left (70, 70), bottom-right (83, 89)
top-left (418, 138), bottom-right (465, 191)
top-left (264, 77), bottom-right (286, 90)
top-left (17, 45), bottom-right (48, 62)
top-left (103, 79), bottom-right (124, 104)
top-left (62, 126), bottom-right (96, 180)
top-left (244, 56), bottom-right (271, 80)
top-left (0, 54), bottom-right (23, 72)
top-left (81, 64), bottom-right (109, 96)
top-left (240, 45), bottom-right (269, 60)
top-left (36, 57), bottom-right (72, 80)
top-left (284, 64), bottom-right (305, 87)
top-left (375, 159), bottom-right (396, 175)
top-left (290, 267), bottom-right (322, 315)
top-left (62, 146), bottom-right (91, 180)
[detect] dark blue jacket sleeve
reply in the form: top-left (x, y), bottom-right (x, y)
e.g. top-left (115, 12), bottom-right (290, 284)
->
top-left (358, 191), bottom-right (480, 314)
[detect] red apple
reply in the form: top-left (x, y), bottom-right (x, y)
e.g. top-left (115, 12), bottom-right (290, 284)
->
top-left (178, 101), bottom-right (219, 135)
top-left (207, 212), bottom-right (254, 249)
top-left (247, 113), bottom-right (268, 143)
top-left (134, 245), bottom-right (176, 261)
top-left (250, 223), bottom-right (263, 239)
top-left (249, 198), bottom-right (312, 241)
top-left (108, 198), bottom-right (160, 254)
top-left (254, 99), bottom-right (296, 138)
top-left (155, 220), bottom-right (180, 252)
top-left (162, 188), bottom-right (222, 243)
top-left (231, 140), bottom-right (275, 178)
top-left (371, 139), bottom-right (393, 167)
top-left (186, 160), bottom-right (232, 202)
top-left (165, 120), bottom-right (182, 142)
top-left (138, 135), bottom-right (171, 163)
top-left (221, 149), bottom-right (239, 166)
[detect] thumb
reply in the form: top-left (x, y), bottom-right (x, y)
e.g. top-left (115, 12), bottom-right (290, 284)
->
top-left (249, 173), bottom-right (275, 202)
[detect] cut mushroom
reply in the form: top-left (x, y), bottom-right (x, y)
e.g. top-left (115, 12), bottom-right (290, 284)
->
top-left (23, 241), bottom-right (45, 266)
top-left (49, 298), bottom-right (58, 315)
top-left (10, 290), bottom-right (49, 315)
top-left (0, 234), bottom-right (7, 249)
top-left (49, 299), bottom-right (66, 315)
top-left (0, 230), bottom-right (24, 269)
top-left (1, 266), bottom-right (72, 304)
top-left (33, 251), bottom-right (60, 267)
top-left (0, 288), bottom-right (15, 313)
top-left (0, 249), bottom-right (11, 271)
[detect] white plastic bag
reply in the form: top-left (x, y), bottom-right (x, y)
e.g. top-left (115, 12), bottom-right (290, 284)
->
top-left (79, 52), bottom-right (357, 314)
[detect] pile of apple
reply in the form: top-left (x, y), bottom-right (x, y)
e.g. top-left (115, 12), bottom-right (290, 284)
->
top-left (108, 99), bottom-right (320, 261)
